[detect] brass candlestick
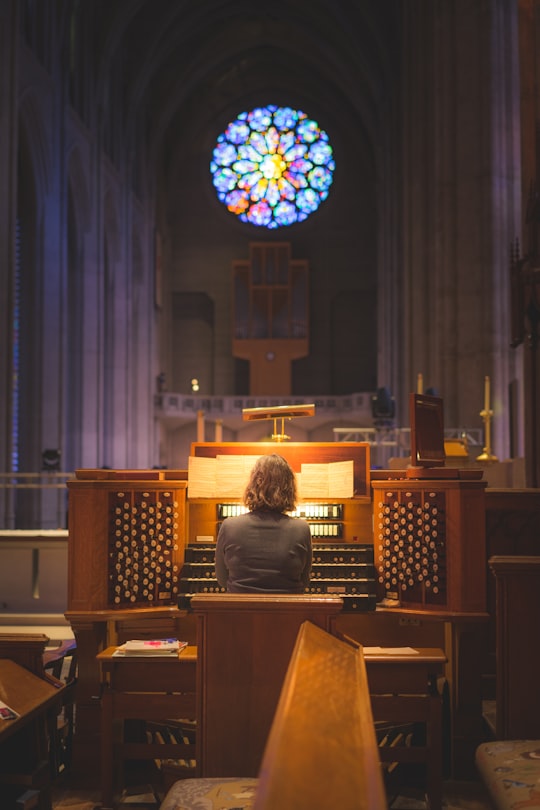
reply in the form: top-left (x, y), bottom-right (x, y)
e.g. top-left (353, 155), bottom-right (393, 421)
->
top-left (476, 375), bottom-right (498, 461)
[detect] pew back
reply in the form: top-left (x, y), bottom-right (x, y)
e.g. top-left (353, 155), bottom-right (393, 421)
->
top-left (489, 555), bottom-right (540, 738)
top-left (253, 620), bottom-right (387, 810)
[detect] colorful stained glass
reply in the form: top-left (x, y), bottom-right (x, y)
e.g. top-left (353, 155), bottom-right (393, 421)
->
top-left (210, 105), bottom-right (335, 229)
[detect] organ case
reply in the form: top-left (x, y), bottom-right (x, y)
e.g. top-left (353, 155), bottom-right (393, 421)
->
top-left (372, 478), bottom-right (487, 613)
top-left (67, 469), bottom-right (187, 612)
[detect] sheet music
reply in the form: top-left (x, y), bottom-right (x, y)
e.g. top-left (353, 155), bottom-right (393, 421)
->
top-left (188, 454), bottom-right (260, 498)
top-left (187, 456), bottom-right (217, 498)
top-left (327, 460), bottom-right (354, 498)
top-left (298, 463), bottom-right (330, 498)
top-left (216, 455), bottom-right (257, 498)
top-left (299, 460), bottom-right (354, 498)
top-left (188, 455), bottom-right (353, 499)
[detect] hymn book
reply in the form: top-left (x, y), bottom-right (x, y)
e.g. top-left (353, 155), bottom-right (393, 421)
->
top-left (113, 638), bottom-right (188, 657)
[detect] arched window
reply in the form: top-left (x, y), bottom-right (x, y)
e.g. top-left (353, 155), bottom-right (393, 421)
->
top-left (211, 105), bottom-right (335, 229)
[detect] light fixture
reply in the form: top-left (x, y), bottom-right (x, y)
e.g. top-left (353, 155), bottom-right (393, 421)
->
top-left (42, 449), bottom-right (61, 472)
top-left (242, 403), bottom-right (315, 442)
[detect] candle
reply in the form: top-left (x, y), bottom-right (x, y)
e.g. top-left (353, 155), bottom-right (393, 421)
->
top-left (417, 373), bottom-right (423, 394)
top-left (484, 376), bottom-right (490, 412)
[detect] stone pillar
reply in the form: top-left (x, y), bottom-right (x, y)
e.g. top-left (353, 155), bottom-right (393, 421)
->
top-left (398, 0), bottom-right (521, 460)
top-left (0, 1), bottom-right (19, 482)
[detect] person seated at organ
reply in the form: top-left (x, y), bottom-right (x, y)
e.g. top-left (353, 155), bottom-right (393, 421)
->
top-left (215, 453), bottom-right (312, 593)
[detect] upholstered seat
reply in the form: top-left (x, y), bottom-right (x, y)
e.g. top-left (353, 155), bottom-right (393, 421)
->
top-left (476, 740), bottom-right (540, 810)
top-left (159, 777), bottom-right (258, 810)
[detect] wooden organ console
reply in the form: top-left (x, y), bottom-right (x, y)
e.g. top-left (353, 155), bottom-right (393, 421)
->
top-left (64, 430), bottom-right (490, 786)
top-left (370, 394), bottom-right (487, 612)
top-left (183, 441), bottom-right (376, 610)
top-left (66, 469), bottom-right (192, 783)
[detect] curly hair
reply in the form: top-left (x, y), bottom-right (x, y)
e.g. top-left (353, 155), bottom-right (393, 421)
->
top-left (243, 453), bottom-right (298, 513)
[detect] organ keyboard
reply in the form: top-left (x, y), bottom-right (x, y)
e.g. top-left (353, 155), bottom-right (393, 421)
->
top-left (178, 541), bottom-right (377, 612)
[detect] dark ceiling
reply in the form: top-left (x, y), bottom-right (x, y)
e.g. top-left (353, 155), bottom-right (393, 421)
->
top-left (79, 1), bottom-right (401, 178)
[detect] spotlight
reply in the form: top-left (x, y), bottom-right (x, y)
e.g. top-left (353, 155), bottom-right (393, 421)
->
top-left (42, 449), bottom-right (61, 472)
top-left (371, 388), bottom-right (395, 425)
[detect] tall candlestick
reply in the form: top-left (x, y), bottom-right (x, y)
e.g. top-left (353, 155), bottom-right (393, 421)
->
top-left (477, 374), bottom-right (498, 462)
top-left (417, 373), bottom-right (423, 395)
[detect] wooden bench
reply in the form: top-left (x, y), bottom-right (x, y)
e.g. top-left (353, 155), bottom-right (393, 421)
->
top-left (475, 556), bottom-right (540, 810)
top-left (160, 620), bottom-right (387, 810)
top-left (0, 634), bottom-right (66, 810)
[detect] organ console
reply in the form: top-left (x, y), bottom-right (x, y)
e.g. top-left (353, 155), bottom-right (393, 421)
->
top-left (64, 428), bottom-right (489, 785)
top-left (183, 441), bottom-right (376, 610)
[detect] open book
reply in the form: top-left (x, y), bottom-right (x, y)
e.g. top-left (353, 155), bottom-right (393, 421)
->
top-left (113, 638), bottom-right (188, 657)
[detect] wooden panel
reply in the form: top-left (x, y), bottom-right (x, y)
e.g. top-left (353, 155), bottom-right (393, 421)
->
top-left (484, 489), bottom-right (540, 686)
top-left (252, 621), bottom-right (387, 810)
top-left (103, 656), bottom-right (196, 694)
top-left (187, 496), bottom-right (372, 545)
top-left (0, 659), bottom-right (64, 810)
top-left (0, 633), bottom-right (50, 677)
top-left (193, 594), bottom-right (343, 778)
top-left (372, 479), bottom-right (487, 613)
top-left (485, 489), bottom-right (540, 557)
top-left (67, 471), bottom-right (187, 612)
top-left (489, 555), bottom-right (540, 739)
top-left (111, 692), bottom-right (196, 720)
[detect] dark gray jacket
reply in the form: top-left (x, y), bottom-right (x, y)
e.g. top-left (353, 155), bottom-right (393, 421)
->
top-left (215, 510), bottom-right (312, 593)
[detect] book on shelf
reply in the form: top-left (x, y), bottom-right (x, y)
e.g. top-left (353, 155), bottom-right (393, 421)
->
top-left (113, 638), bottom-right (188, 657)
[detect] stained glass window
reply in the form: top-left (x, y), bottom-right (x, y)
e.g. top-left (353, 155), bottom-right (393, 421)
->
top-left (210, 104), bottom-right (335, 229)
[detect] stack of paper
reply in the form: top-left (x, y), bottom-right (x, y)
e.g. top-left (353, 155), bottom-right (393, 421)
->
top-left (114, 638), bottom-right (187, 657)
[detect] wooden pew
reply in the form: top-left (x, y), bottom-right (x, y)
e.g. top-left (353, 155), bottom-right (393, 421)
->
top-left (476, 556), bottom-right (540, 810)
top-left (0, 634), bottom-right (65, 810)
top-left (254, 620), bottom-right (387, 810)
top-left (160, 620), bottom-right (387, 810)
top-left (487, 555), bottom-right (540, 739)
top-left (0, 633), bottom-right (50, 678)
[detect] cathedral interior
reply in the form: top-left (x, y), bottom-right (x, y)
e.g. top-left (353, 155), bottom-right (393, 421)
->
top-left (1, 2), bottom-right (540, 809)
top-left (2, 0), bottom-right (540, 486)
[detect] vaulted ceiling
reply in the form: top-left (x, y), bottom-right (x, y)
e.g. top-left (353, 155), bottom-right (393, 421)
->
top-left (81, 0), bottom-right (401, 180)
